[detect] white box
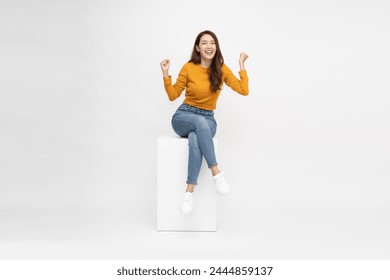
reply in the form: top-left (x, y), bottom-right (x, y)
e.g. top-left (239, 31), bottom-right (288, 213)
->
top-left (157, 135), bottom-right (217, 231)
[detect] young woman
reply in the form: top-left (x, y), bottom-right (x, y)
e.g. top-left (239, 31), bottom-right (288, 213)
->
top-left (160, 30), bottom-right (249, 214)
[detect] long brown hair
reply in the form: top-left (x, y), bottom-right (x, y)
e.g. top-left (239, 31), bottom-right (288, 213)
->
top-left (189, 30), bottom-right (224, 92)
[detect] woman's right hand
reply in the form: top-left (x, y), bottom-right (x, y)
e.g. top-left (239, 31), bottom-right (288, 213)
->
top-left (160, 59), bottom-right (170, 77)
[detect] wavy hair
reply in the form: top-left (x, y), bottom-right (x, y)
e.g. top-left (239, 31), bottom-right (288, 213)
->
top-left (189, 30), bottom-right (224, 92)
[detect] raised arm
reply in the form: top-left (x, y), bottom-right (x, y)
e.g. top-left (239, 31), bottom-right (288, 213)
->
top-left (160, 59), bottom-right (187, 101)
top-left (223, 53), bottom-right (249, 95)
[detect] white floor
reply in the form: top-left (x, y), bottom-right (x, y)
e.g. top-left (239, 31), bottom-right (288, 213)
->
top-left (1, 195), bottom-right (389, 260)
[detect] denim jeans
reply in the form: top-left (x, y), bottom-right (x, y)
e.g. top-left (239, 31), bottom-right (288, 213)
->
top-left (171, 103), bottom-right (217, 185)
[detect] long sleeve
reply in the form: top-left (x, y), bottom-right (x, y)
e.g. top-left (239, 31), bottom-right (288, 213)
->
top-left (162, 62), bottom-right (248, 110)
top-left (163, 64), bottom-right (188, 101)
top-left (223, 64), bottom-right (249, 95)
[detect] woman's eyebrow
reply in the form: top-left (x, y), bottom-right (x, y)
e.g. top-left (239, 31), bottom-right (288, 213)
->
top-left (200, 40), bottom-right (215, 43)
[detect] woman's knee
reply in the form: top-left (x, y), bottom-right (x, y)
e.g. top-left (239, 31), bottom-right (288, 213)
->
top-left (206, 118), bottom-right (217, 137)
top-left (171, 118), bottom-right (194, 137)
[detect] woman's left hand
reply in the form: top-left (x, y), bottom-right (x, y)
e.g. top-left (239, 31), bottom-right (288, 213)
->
top-left (239, 52), bottom-right (249, 63)
top-left (239, 52), bottom-right (248, 70)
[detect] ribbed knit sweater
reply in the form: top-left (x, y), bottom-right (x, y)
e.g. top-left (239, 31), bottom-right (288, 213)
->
top-left (163, 62), bottom-right (249, 110)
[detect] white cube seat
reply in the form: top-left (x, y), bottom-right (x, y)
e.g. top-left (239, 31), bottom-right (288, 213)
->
top-left (157, 135), bottom-right (217, 231)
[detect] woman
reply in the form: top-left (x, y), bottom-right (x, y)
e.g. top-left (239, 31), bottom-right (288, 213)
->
top-left (160, 30), bottom-right (249, 214)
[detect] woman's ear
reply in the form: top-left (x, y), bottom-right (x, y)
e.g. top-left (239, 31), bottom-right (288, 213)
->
top-left (195, 45), bottom-right (200, 52)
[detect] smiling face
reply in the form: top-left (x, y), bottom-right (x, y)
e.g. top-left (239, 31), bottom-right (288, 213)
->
top-left (195, 34), bottom-right (216, 66)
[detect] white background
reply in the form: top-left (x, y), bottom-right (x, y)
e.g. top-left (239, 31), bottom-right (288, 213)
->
top-left (0, 0), bottom-right (389, 259)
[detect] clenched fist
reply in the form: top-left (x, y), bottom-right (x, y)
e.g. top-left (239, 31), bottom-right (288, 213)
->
top-left (239, 52), bottom-right (249, 70)
top-left (160, 59), bottom-right (170, 78)
top-left (239, 52), bottom-right (249, 63)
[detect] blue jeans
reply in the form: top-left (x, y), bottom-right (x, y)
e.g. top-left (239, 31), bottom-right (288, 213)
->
top-left (171, 103), bottom-right (217, 185)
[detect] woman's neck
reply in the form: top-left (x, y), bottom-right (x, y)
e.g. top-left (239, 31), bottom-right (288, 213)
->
top-left (200, 58), bottom-right (212, 68)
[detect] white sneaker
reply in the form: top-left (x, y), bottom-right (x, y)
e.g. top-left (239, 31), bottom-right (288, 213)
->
top-left (181, 192), bottom-right (194, 214)
top-left (213, 172), bottom-right (230, 195)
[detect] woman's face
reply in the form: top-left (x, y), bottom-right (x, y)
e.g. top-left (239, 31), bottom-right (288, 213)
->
top-left (196, 34), bottom-right (216, 62)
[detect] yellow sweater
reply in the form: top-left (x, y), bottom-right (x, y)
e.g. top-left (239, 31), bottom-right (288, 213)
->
top-left (163, 62), bottom-right (249, 110)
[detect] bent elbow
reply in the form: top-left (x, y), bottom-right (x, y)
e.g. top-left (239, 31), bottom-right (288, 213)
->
top-left (168, 93), bottom-right (179, 101)
top-left (242, 88), bottom-right (249, 96)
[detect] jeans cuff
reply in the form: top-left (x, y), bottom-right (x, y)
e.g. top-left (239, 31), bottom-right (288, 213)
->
top-left (186, 180), bottom-right (197, 185)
